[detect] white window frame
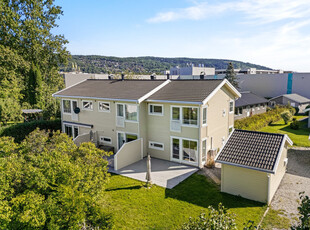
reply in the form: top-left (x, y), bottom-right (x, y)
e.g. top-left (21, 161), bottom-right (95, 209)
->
top-left (100, 136), bottom-right (112, 145)
top-left (149, 141), bottom-right (164, 151)
top-left (82, 100), bottom-right (93, 111)
top-left (62, 99), bottom-right (72, 115)
top-left (170, 136), bottom-right (199, 166)
top-left (98, 101), bottom-right (110, 113)
top-left (117, 131), bottom-right (139, 150)
top-left (149, 104), bottom-right (164, 116)
top-left (229, 100), bottom-right (234, 113)
top-left (202, 106), bottom-right (207, 126)
top-left (116, 103), bottom-right (139, 123)
top-left (202, 138), bottom-right (207, 163)
top-left (181, 106), bottom-right (199, 127)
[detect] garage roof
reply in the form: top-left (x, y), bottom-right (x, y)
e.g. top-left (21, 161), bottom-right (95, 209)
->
top-left (215, 129), bottom-right (293, 173)
top-left (235, 92), bottom-right (268, 108)
top-left (270, 93), bottom-right (310, 104)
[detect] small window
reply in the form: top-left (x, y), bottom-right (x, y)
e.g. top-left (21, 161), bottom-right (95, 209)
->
top-left (98, 102), bottom-right (110, 112)
top-left (100, 136), bottom-right (112, 144)
top-left (202, 107), bottom-right (207, 125)
top-left (149, 141), bottom-right (164, 151)
top-left (229, 101), bottom-right (234, 113)
top-left (63, 100), bottom-right (71, 114)
top-left (149, 104), bottom-right (163, 116)
top-left (82, 100), bottom-right (93, 110)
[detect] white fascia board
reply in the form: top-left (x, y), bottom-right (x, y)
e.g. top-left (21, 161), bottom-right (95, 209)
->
top-left (52, 79), bottom-right (87, 98)
top-left (284, 134), bottom-right (293, 146)
top-left (272, 134), bottom-right (292, 174)
top-left (138, 79), bottom-right (171, 103)
top-left (146, 99), bottom-right (202, 105)
top-left (216, 160), bottom-right (275, 174)
top-left (202, 79), bottom-right (241, 105)
top-left (53, 95), bottom-right (138, 103)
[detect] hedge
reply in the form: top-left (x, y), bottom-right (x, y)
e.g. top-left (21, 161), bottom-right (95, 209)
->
top-left (234, 106), bottom-right (294, 131)
top-left (0, 119), bottom-right (61, 143)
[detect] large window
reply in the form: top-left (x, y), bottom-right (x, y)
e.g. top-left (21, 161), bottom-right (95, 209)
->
top-left (182, 107), bottom-right (198, 126)
top-left (125, 104), bottom-right (138, 121)
top-left (182, 139), bottom-right (197, 163)
top-left (149, 104), bottom-right (163, 116)
top-left (202, 107), bottom-right (207, 125)
top-left (98, 102), bottom-right (110, 112)
top-left (63, 100), bottom-right (71, 114)
top-left (82, 100), bottom-right (93, 110)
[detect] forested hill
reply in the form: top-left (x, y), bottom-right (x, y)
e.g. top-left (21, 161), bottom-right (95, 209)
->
top-left (60, 55), bottom-right (272, 74)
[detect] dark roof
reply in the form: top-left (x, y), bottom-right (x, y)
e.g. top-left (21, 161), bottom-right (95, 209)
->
top-left (235, 92), bottom-right (268, 107)
top-left (147, 79), bottom-right (223, 103)
top-left (53, 79), bottom-right (166, 100)
top-left (215, 129), bottom-right (289, 173)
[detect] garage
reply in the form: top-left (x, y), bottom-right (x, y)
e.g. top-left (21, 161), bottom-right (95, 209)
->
top-left (215, 129), bottom-right (293, 204)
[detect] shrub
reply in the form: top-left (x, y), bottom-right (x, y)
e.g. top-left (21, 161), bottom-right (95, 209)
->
top-left (290, 118), bottom-right (300, 130)
top-left (235, 106), bottom-right (294, 131)
top-left (288, 107), bottom-right (296, 116)
top-left (0, 119), bottom-right (61, 142)
top-left (281, 111), bottom-right (293, 124)
top-left (291, 192), bottom-right (310, 230)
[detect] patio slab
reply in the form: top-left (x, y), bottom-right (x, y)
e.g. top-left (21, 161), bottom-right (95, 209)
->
top-left (109, 158), bottom-right (198, 189)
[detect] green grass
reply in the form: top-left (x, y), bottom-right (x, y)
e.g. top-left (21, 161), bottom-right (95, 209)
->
top-left (259, 116), bottom-right (310, 147)
top-left (261, 209), bottom-right (291, 230)
top-left (103, 173), bottom-right (268, 229)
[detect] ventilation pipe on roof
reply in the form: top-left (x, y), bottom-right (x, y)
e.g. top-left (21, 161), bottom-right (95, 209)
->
top-left (108, 74), bottom-right (112, 80)
top-left (150, 73), bottom-right (156, 80)
top-left (166, 73), bottom-right (170, 80)
top-left (200, 71), bottom-right (205, 80)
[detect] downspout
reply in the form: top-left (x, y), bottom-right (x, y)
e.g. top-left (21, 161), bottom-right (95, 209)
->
top-left (267, 173), bottom-right (271, 204)
top-left (198, 106), bottom-right (202, 168)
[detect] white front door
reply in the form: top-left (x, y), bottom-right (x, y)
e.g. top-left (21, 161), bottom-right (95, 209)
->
top-left (116, 104), bottom-right (125, 127)
top-left (71, 100), bottom-right (78, 121)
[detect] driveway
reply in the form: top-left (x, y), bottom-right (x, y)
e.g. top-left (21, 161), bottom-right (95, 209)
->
top-left (270, 148), bottom-right (310, 223)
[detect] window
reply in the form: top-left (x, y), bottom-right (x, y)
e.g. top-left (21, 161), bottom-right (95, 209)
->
top-left (149, 104), bottom-right (163, 116)
top-left (182, 139), bottom-right (197, 163)
top-left (98, 102), bottom-right (110, 112)
top-left (229, 101), bottom-right (234, 113)
top-left (100, 136), bottom-right (112, 144)
top-left (125, 104), bottom-right (138, 121)
top-left (202, 107), bottom-right (207, 125)
top-left (64, 124), bottom-right (72, 137)
top-left (172, 107), bottom-right (180, 120)
top-left (82, 100), bottom-right (93, 110)
top-left (182, 107), bottom-right (198, 126)
top-left (149, 141), bottom-right (164, 151)
top-left (63, 100), bottom-right (71, 114)
top-left (202, 139), bottom-right (207, 162)
top-left (117, 104), bottom-right (124, 117)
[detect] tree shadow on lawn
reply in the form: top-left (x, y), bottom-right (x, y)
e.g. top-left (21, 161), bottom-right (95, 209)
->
top-left (165, 173), bottom-right (264, 209)
top-left (105, 185), bottom-right (142, 192)
top-left (280, 123), bottom-right (310, 136)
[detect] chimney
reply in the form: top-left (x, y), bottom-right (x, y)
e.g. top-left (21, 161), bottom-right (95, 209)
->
top-left (200, 73), bottom-right (204, 80)
top-left (150, 73), bottom-right (156, 80)
top-left (121, 72), bottom-right (124, 80)
top-left (166, 73), bottom-right (170, 79)
top-left (108, 74), bottom-right (112, 80)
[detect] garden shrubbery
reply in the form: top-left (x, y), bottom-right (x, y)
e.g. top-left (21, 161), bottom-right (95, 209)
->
top-left (235, 106), bottom-right (295, 131)
top-left (0, 119), bottom-right (61, 142)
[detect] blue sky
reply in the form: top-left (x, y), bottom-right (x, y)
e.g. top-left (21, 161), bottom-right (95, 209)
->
top-left (53, 0), bottom-right (310, 71)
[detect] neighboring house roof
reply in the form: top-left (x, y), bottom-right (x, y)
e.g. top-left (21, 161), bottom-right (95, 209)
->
top-left (147, 79), bottom-right (241, 104)
top-left (270, 93), bottom-right (310, 104)
top-left (235, 91), bottom-right (268, 108)
top-left (53, 79), bottom-right (168, 102)
top-left (215, 129), bottom-right (293, 174)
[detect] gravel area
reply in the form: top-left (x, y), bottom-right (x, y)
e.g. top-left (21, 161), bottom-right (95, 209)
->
top-left (270, 148), bottom-right (310, 226)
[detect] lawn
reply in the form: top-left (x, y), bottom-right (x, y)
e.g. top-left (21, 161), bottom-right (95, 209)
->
top-left (103, 173), bottom-right (268, 229)
top-left (259, 116), bottom-right (310, 147)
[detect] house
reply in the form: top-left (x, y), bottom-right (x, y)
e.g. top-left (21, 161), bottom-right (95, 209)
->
top-left (53, 78), bottom-right (241, 169)
top-left (215, 129), bottom-right (293, 204)
top-left (234, 91), bottom-right (269, 120)
top-left (304, 108), bottom-right (310, 128)
top-left (269, 93), bottom-right (310, 112)
top-left (170, 65), bottom-right (215, 76)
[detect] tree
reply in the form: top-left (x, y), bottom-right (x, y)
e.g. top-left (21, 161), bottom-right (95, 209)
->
top-left (26, 63), bottom-right (42, 106)
top-left (225, 62), bottom-right (239, 88)
top-left (0, 129), bottom-right (113, 229)
top-left (281, 110), bottom-right (293, 124)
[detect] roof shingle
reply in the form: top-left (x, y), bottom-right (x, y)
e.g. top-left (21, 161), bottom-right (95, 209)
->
top-left (215, 130), bottom-right (286, 173)
top-left (235, 92), bottom-right (268, 108)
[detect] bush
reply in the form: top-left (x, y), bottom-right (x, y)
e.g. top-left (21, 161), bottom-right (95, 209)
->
top-left (291, 192), bottom-right (310, 230)
top-left (0, 119), bottom-right (61, 142)
top-left (281, 111), bottom-right (293, 124)
top-left (290, 118), bottom-right (300, 130)
top-left (235, 106), bottom-right (294, 131)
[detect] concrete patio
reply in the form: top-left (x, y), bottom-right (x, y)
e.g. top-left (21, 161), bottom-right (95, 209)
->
top-left (108, 158), bottom-right (198, 189)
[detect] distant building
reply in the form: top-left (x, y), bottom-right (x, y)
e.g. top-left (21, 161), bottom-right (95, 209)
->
top-left (170, 65), bottom-right (215, 76)
top-left (215, 68), bottom-right (286, 75)
top-left (269, 93), bottom-right (310, 112)
top-left (234, 92), bottom-right (269, 120)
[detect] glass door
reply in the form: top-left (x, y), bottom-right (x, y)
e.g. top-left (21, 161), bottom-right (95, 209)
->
top-left (171, 138), bottom-right (180, 161)
top-left (117, 132), bottom-right (125, 149)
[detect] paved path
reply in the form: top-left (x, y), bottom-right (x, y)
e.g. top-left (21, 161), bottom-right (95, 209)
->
top-left (270, 149), bottom-right (310, 225)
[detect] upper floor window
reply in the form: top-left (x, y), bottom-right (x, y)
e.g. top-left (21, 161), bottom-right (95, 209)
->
top-left (98, 102), bottom-right (110, 112)
top-left (63, 100), bottom-right (71, 114)
top-left (82, 100), bottom-right (93, 110)
top-left (149, 104), bottom-right (163, 116)
top-left (229, 101), bottom-right (234, 113)
top-left (125, 104), bottom-right (138, 121)
top-left (182, 107), bottom-right (198, 126)
top-left (202, 107), bottom-right (207, 125)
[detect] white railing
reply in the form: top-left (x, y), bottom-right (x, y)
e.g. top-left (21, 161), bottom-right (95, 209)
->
top-left (73, 133), bottom-right (90, 146)
top-left (114, 138), bottom-right (143, 171)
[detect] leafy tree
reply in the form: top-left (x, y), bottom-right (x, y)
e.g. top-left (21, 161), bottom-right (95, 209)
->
top-left (26, 63), bottom-right (42, 106)
top-left (0, 129), bottom-right (113, 229)
top-left (281, 110), bottom-right (293, 124)
top-left (225, 62), bottom-right (239, 88)
top-left (291, 192), bottom-right (310, 230)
